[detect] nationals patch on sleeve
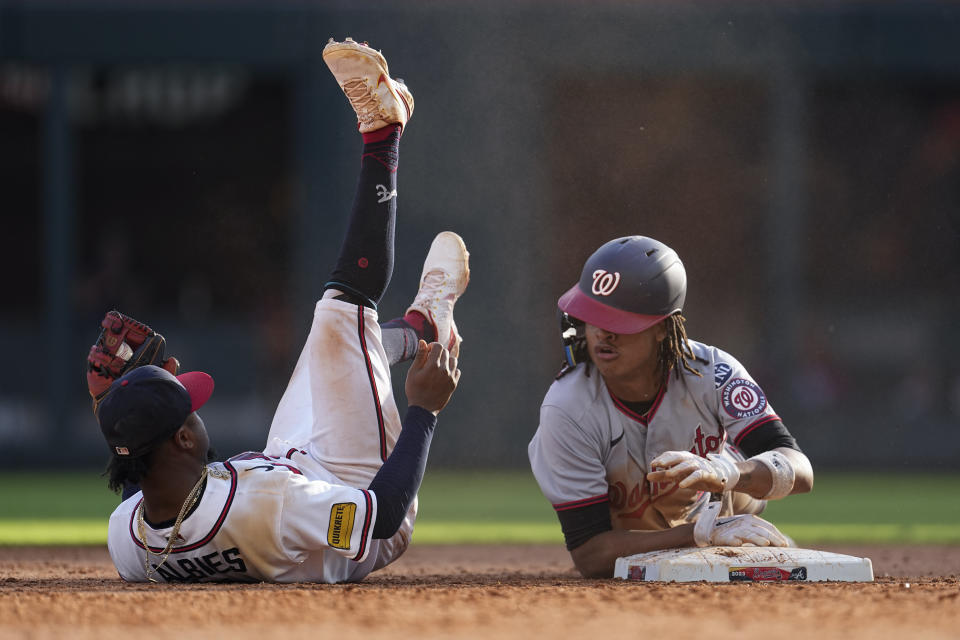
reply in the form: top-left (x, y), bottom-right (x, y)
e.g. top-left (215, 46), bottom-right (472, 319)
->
top-left (721, 378), bottom-right (768, 419)
top-left (327, 502), bottom-right (357, 549)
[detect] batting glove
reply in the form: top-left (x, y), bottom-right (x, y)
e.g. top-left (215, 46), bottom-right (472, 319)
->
top-left (648, 450), bottom-right (741, 493)
top-left (693, 502), bottom-right (791, 548)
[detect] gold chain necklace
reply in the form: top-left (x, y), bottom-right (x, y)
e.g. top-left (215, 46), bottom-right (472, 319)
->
top-left (136, 466), bottom-right (209, 582)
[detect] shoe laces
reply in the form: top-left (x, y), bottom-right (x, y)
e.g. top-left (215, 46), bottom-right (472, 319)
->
top-left (416, 270), bottom-right (455, 308)
top-left (342, 78), bottom-right (383, 125)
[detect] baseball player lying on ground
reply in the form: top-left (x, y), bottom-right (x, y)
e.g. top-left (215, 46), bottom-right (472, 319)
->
top-left (85, 38), bottom-right (471, 584)
top-left (528, 237), bottom-right (814, 578)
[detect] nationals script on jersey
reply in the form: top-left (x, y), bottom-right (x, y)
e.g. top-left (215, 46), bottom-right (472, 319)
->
top-left (107, 454), bottom-right (379, 584)
top-left (528, 340), bottom-right (778, 531)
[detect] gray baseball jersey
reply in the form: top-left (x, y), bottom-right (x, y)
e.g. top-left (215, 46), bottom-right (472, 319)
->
top-left (528, 340), bottom-right (779, 530)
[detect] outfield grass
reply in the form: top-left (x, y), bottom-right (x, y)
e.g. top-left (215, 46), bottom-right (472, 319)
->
top-left (0, 471), bottom-right (957, 545)
top-left (760, 472), bottom-right (960, 544)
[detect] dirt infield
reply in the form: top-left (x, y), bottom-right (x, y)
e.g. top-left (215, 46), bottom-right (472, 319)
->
top-left (1, 544), bottom-right (958, 639)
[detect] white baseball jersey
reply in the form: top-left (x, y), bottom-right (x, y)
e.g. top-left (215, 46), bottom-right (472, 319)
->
top-left (108, 456), bottom-right (378, 583)
top-left (528, 340), bottom-right (779, 530)
top-left (107, 292), bottom-right (414, 583)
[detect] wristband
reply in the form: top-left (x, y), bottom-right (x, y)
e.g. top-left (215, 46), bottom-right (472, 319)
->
top-left (752, 450), bottom-right (795, 500)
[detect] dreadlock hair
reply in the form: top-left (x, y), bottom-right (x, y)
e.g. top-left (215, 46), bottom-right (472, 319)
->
top-left (104, 450), bottom-right (156, 495)
top-left (557, 313), bottom-right (707, 382)
top-left (658, 313), bottom-right (703, 383)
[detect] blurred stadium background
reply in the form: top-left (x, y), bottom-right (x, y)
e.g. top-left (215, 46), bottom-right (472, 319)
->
top-left (2, 1), bottom-right (958, 474)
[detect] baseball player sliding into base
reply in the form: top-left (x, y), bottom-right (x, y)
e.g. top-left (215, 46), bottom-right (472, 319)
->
top-left (528, 237), bottom-right (814, 577)
top-left (86, 38), bottom-right (470, 583)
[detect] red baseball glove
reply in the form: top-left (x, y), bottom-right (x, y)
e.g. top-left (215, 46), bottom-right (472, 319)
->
top-left (86, 310), bottom-right (180, 412)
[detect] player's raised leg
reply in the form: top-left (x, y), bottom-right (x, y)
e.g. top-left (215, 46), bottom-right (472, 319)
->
top-left (324, 37), bottom-right (413, 308)
top-left (265, 38), bottom-right (414, 484)
top-left (381, 231), bottom-right (470, 362)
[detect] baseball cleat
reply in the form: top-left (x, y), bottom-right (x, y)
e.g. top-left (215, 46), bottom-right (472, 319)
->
top-left (407, 232), bottom-right (470, 357)
top-left (323, 37), bottom-right (414, 133)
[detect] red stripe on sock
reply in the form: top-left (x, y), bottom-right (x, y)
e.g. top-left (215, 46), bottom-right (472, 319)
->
top-left (362, 124), bottom-right (401, 144)
top-left (403, 311), bottom-right (436, 342)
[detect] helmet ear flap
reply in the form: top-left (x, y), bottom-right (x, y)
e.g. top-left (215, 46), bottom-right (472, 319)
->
top-left (558, 311), bottom-right (587, 371)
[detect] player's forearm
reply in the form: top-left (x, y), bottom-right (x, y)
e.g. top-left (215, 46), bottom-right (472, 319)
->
top-left (367, 406), bottom-right (437, 538)
top-left (569, 526), bottom-right (696, 578)
top-left (777, 448), bottom-right (814, 493)
top-left (735, 448), bottom-right (814, 498)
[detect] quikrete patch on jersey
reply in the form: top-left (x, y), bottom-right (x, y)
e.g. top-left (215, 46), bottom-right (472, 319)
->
top-left (328, 502), bottom-right (357, 549)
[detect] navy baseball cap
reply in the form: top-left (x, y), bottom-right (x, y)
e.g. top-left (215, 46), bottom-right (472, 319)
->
top-left (97, 365), bottom-right (215, 457)
top-left (558, 236), bottom-right (687, 334)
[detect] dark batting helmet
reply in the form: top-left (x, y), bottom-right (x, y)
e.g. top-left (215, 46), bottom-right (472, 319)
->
top-left (557, 236), bottom-right (687, 368)
top-left (559, 236), bottom-right (687, 333)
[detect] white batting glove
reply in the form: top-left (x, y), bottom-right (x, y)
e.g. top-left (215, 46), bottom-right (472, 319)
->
top-left (693, 502), bottom-right (791, 548)
top-left (647, 451), bottom-right (741, 493)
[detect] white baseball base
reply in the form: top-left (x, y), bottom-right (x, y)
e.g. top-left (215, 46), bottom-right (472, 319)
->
top-left (613, 547), bottom-right (874, 582)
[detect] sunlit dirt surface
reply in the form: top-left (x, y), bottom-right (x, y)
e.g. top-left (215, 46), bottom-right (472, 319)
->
top-left (1, 545), bottom-right (957, 640)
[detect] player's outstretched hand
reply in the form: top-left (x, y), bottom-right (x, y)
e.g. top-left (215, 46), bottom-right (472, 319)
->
top-left (693, 502), bottom-right (791, 548)
top-left (405, 339), bottom-right (460, 415)
top-left (646, 450), bottom-right (741, 493)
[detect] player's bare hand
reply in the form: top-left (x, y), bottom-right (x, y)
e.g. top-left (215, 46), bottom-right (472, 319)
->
top-left (405, 339), bottom-right (460, 415)
top-left (646, 451), bottom-right (741, 494)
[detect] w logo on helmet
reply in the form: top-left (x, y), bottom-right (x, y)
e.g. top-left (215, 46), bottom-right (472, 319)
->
top-left (591, 270), bottom-right (621, 296)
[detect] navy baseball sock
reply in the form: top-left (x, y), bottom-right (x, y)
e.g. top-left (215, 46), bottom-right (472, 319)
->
top-left (381, 325), bottom-right (418, 365)
top-left (381, 311), bottom-right (437, 364)
top-left (325, 124), bottom-right (402, 308)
